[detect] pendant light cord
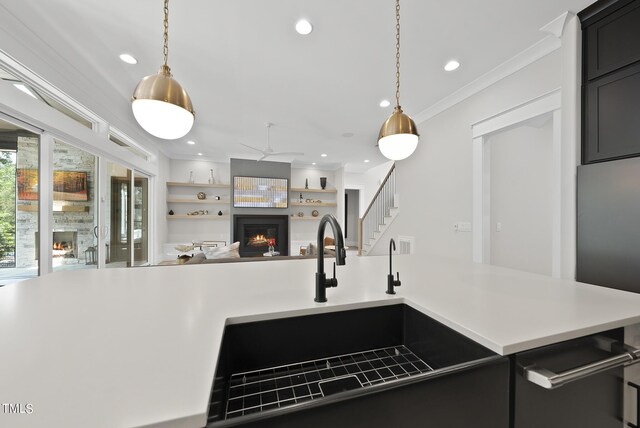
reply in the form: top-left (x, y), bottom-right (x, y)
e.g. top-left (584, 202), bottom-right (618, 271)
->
top-left (395, 0), bottom-right (401, 109)
top-left (163, 0), bottom-right (170, 70)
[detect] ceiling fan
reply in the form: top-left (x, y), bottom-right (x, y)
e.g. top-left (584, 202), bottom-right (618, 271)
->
top-left (240, 122), bottom-right (304, 161)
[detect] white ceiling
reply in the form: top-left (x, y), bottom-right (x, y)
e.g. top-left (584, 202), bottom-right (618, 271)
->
top-left (0, 0), bottom-right (594, 172)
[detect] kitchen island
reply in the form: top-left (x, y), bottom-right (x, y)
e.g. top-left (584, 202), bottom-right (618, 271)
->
top-left (2, 254), bottom-right (640, 427)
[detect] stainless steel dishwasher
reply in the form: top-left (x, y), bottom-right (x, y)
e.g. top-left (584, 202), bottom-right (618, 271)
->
top-left (515, 330), bottom-right (640, 428)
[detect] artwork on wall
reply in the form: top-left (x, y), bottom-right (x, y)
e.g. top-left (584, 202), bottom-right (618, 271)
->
top-left (17, 169), bottom-right (88, 201)
top-left (233, 176), bottom-right (288, 208)
top-left (17, 169), bottom-right (38, 200)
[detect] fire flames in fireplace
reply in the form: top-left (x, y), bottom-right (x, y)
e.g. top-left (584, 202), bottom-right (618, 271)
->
top-left (247, 234), bottom-right (271, 247)
top-left (53, 242), bottom-right (72, 251)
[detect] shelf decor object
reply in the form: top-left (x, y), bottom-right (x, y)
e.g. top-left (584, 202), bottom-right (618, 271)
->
top-left (131, 0), bottom-right (194, 140)
top-left (377, 0), bottom-right (419, 161)
top-left (197, 191), bottom-right (206, 200)
top-left (320, 177), bottom-right (327, 189)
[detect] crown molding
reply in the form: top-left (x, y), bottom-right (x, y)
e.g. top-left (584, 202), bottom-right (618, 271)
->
top-left (413, 35), bottom-right (561, 125)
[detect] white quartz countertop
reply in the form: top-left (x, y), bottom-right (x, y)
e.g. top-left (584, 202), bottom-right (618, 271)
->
top-left (3, 254), bottom-right (640, 428)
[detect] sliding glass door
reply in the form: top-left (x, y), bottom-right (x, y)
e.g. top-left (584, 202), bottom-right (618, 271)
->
top-left (52, 139), bottom-right (98, 272)
top-left (133, 172), bottom-right (149, 266)
top-left (0, 118), bottom-right (40, 285)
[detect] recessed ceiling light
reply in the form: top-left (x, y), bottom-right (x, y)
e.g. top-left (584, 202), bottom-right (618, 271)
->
top-left (364, 159), bottom-right (370, 163)
top-left (197, 152), bottom-right (203, 156)
top-left (119, 53), bottom-right (138, 65)
top-left (312, 162), bottom-right (316, 165)
top-left (444, 60), bottom-right (460, 72)
top-left (379, 100), bottom-right (391, 108)
top-left (187, 140), bottom-right (195, 145)
top-left (13, 83), bottom-right (37, 99)
top-left (321, 153), bottom-right (327, 157)
top-left (342, 132), bottom-right (354, 138)
top-left (295, 19), bottom-right (313, 35)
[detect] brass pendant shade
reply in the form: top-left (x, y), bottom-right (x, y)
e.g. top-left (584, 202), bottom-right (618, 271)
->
top-left (377, 0), bottom-right (419, 161)
top-left (131, 0), bottom-right (194, 140)
top-left (378, 106), bottom-right (419, 161)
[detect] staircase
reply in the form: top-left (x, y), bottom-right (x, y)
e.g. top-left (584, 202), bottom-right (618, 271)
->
top-left (358, 163), bottom-right (398, 256)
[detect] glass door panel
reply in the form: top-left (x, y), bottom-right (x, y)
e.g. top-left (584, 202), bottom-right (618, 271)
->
top-left (52, 139), bottom-right (98, 272)
top-left (133, 173), bottom-right (149, 266)
top-left (0, 118), bottom-right (40, 285)
top-left (105, 161), bottom-right (131, 268)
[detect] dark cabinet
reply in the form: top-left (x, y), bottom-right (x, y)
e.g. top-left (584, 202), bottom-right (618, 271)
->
top-left (514, 331), bottom-right (625, 428)
top-left (581, 0), bottom-right (640, 164)
top-left (585, 0), bottom-right (640, 80)
top-left (584, 61), bottom-right (640, 162)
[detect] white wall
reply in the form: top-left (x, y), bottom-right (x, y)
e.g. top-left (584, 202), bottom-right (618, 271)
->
top-left (169, 159), bottom-right (230, 185)
top-left (345, 160), bottom-right (394, 216)
top-left (291, 167), bottom-right (336, 190)
top-left (370, 50), bottom-right (562, 259)
top-left (489, 118), bottom-right (553, 275)
top-left (154, 152), bottom-right (170, 262)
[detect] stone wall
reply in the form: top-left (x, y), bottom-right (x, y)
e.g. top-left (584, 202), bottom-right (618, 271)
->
top-left (15, 137), bottom-right (38, 268)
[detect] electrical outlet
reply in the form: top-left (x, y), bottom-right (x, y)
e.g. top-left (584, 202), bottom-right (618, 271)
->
top-left (454, 222), bottom-right (472, 232)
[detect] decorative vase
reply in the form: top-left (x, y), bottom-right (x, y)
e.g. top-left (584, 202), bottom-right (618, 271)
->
top-left (208, 169), bottom-right (215, 184)
top-left (312, 210), bottom-right (319, 217)
top-left (218, 210), bottom-right (223, 216)
top-left (305, 178), bottom-right (309, 189)
top-left (320, 177), bottom-right (327, 189)
top-left (169, 209), bottom-right (174, 215)
top-left (189, 171), bottom-right (194, 184)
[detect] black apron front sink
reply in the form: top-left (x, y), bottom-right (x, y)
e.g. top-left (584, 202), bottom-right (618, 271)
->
top-left (207, 304), bottom-right (509, 428)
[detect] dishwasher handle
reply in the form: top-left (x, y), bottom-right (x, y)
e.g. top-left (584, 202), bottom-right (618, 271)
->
top-left (521, 343), bottom-right (640, 390)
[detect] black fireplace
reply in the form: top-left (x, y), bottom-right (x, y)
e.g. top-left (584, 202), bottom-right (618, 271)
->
top-left (233, 215), bottom-right (289, 257)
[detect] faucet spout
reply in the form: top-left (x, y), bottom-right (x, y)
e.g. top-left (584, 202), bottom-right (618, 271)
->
top-left (387, 238), bottom-right (401, 294)
top-left (315, 214), bottom-right (346, 302)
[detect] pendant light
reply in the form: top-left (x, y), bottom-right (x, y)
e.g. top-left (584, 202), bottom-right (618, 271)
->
top-left (378, 0), bottom-right (419, 161)
top-left (132, 0), bottom-right (195, 140)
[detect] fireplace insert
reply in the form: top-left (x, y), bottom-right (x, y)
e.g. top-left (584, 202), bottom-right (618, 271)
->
top-left (233, 215), bottom-right (288, 257)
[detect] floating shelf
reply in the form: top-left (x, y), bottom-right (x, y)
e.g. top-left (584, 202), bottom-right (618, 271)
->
top-left (167, 214), bottom-right (229, 220)
top-left (290, 187), bottom-right (337, 194)
top-left (167, 182), bottom-right (230, 189)
top-left (291, 202), bottom-right (337, 207)
top-left (18, 204), bottom-right (89, 213)
top-left (290, 216), bottom-right (322, 221)
top-left (166, 198), bottom-right (227, 204)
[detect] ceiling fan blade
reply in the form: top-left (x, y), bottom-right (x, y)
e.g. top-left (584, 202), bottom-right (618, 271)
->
top-left (239, 143), bottom-right (266, 154)
top-left (257, 154), bottom-right (269, 162)
top-left (270, 152), bottom-right (305, 157)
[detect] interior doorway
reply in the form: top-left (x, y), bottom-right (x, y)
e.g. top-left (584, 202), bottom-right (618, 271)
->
top-left (488, 115), bottom-right (553, 275)
top-left (344, 189), bottom-right (360, 248)
top-left (472, 89), bottom-right (567, 278)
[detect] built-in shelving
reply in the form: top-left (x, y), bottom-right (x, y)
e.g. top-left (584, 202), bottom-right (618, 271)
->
top-left (167, 214), bottom-right (229, 220)
top-left (290, 216), bottom-right (322, 221)
top-left (290, 187), bottom-right (337, 194)
top-left (166, 197), bottom-right (227, 204)
top-left (166, 182), bottom-right (230, 189)
top-left (290, 202), bottom-right (337, 207)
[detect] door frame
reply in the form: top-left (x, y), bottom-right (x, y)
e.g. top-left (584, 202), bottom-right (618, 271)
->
top-left (471, 89), bottom-right (564, 277)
